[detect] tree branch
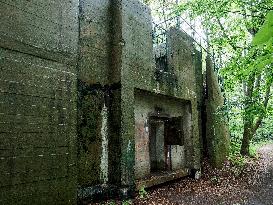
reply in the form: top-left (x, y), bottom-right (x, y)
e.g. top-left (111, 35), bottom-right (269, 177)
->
top-left (215, 17), bottom-right (238, 51)
top-left (252, 82), bottom-right (272, 134)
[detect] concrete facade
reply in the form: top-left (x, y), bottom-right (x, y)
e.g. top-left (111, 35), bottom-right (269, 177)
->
top-left (0, 0), bottom-right (78, 204)
top-left (0, 0), bottom-right (229, 204)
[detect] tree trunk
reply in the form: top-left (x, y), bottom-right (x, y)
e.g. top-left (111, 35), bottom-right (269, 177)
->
top-left (240, 78), bottom-right (272, 156)
top-left (240, 75), bottom-right (255, 156)
top-left (241, 121), bottom-right (253, 155)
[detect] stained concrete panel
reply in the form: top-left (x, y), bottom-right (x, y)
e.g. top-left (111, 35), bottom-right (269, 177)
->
top-left (205, 57), bottom-right (230, 167)
top-left (0, 0), bottom-right (78, 203)
top-left (0, 0), bottom-right (79, 64)
top-left (135, 120), bottom-right (150, 179)
top-left (0, 48), bottom-right (77, 204)
top-left (155, 121), bottom-right (165, 170)
top-left (77, 0), bottom-right (112, 189)
top-left (171, 146), bottom-right (185, 170)
top-left (78, 0), bottom-right (111, 85)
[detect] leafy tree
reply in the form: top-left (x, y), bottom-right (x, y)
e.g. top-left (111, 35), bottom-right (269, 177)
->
top-left (237, 11), bottom-right (273, 155)
top-left (176, 0), bottom-right (273, 155)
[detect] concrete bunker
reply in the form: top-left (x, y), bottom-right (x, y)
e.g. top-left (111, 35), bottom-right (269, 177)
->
top-left (0, 0), bottom-right (229, 203)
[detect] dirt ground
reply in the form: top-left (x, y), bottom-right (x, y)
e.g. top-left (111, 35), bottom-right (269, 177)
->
top-left (93, 144), bottom-right (273, 205)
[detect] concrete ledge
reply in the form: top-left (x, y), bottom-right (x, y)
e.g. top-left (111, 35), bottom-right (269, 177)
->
top-left (136, 168), bottom-right (190, 190)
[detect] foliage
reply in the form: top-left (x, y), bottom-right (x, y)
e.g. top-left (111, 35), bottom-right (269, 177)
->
top-left (255, 115), bottom-right (273, 141)
top-left (228, 154), bottom-right (246, 177)
top-left (175, 0), bottom-right (273, 155)
top-left (253, 11), bottom-right (273, 46)
top-left (139, 186), bottom-right (148, 199)
top-left (210, 175), bottom-right (220, 184)
top-left (225, 11), bottom-right (273, 92)
top-left (228, 154), bottom-right (246, 168)
top-left (121, 200), bottom-right (132, 205)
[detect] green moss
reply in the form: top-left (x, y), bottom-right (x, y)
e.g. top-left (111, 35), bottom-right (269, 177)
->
top-left (78, 90), bottom-right (104, 186)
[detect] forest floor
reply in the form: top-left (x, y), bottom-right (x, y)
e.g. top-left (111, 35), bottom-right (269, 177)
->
top-left (94, 143), bottom-right (273, 205)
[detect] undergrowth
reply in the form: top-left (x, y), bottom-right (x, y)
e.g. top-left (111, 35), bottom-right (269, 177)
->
top-left (227, 136), bottom-right (272, 177)
top-left (228, 137), bottom-right (273, 173)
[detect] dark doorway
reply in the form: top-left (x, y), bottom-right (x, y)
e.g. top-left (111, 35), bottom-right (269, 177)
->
top-left (149, 116), bottom-right (184, 173)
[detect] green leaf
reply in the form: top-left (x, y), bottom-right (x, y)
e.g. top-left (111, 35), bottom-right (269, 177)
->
top-left (253, 11), bottom-right (273, 46)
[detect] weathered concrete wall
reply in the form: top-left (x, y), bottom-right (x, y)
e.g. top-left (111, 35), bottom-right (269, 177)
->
top-left (78, 0), bottom-right (111, 85)
top-left (0, 0), bottom-right (78, 204)
top-left (171, 146), bottom-right (186, 170)
top-left (0, 0), bottom-right (78, 65)
top-left (167, 29), bottom-right (202, 169)
top-left (77, 0), bottom-right (162, 194)
top-left (194, 50), bottom-right (205, 158)
top-left (77, 1), bottom-right (123, 200)
top-left (120, 0), bottom-right (154, 188)
top-left (205, 57), bottom-right (230, 167)
top-left (77, 0), bottom-right (111, 188)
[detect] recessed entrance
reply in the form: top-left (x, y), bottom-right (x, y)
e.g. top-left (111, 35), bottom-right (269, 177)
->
top-left (149, 114), bottom-right (184, 173)
top-left (134, 89), bottom-right (192, 181)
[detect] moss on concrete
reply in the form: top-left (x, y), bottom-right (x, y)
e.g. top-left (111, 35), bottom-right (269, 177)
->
top-left (78, 85), bottom-right (104, 186)
top-left (205, 57), bottom-right (230, 167)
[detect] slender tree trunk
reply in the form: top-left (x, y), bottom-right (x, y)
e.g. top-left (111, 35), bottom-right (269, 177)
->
top-left (240, 75), bottom-right (255, 155)
top-left (240, 77), bottom-right (272, 156)
top-left (241, 121), bottom-right (253, 155)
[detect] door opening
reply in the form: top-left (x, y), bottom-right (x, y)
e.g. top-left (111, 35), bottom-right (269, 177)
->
top-left (149, 116), bottom-right (184, 173)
